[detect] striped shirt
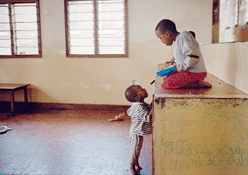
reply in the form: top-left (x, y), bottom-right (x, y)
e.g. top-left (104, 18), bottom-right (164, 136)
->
top-left (127, 102), bottom-right (152, 136)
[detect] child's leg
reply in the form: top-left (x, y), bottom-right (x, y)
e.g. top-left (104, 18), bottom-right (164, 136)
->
top-left (161, 71), bottom-right (211, 89)
top-left (135, 135), bottom-right (143, 170)
top-left (129, 131), bottom-right (143, 173)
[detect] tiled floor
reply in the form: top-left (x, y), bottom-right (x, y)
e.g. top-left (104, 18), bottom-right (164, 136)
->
top-left (0, 108), bottom-right (152, 175)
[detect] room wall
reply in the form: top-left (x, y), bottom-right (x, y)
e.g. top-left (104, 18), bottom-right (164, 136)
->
top-left (203, 0), bottom-right (248, 94)
top-left (201, 41), bottom-right (248, 94)
top-left (0, 0), bottom-right (212, 106)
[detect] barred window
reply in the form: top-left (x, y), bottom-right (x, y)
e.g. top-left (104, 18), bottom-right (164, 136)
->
top-left (0, 0), bottom-right (41, 58)
top-left (224, 0), bottom-right (239, 28)
top-left (239, 0), bottom-right (248, 26)
top-left (65, 0), bottom-right (128, 58)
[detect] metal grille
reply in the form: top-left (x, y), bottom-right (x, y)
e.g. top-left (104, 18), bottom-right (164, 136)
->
top-left (0, 4), bottom-right (11, 55)
top-left (0, 1), bottom-right (41, 57)
top-left (66, 0), bottom-right (127, 57)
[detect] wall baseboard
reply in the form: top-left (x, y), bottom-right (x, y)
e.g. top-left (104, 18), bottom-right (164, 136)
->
top-left (0, 101), bottom-right (130, 112)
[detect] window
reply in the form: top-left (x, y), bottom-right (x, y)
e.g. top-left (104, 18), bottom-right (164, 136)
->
top-left (222, 0), bottom-right (248, 29)
top-left (224, 0), bottom-right (239, 28)
top-left (65, 0), bottom-right (128, 58)
top-left (239, 0), bottom-right (248, 28)
top-left (0, 0), bottom-right (41, 58)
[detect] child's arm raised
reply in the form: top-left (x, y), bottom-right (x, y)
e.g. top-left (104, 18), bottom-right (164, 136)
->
top-left (148, 95), bottom-right (154, 120)
top-left (148, 107), bottom-right (153, 121)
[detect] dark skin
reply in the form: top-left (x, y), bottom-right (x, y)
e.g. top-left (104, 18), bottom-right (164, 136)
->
top-left (128, 85), bottom-right (153, 175)
top-left (155, 30), bottom-right (212, 89)
top-left (155, 30), bottom-right (179, 75)
top-left (133, 86), bottom-right (153, 117)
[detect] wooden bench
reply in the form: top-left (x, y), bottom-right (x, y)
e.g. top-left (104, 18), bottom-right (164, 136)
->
top-left (153, 64), bottom-right (248, 175)
top-left (0, 83), bottom-right (30, 116)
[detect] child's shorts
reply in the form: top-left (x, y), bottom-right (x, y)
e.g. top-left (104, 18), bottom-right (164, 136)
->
top-left (161, 71), bottom-right (207, 89)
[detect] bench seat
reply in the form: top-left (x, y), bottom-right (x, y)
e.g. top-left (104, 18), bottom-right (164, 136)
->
top-left (0, 83), bottom-right (30, 116)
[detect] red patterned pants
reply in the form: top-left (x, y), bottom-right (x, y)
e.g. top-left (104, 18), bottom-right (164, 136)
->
top-left (161, 71), bottom-right (207, 89)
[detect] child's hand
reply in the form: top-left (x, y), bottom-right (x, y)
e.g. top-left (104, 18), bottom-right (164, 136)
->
top-left (150, 95), bottom-right (154, 106)
top-left (165, 62), bottom-right (171, 67)
top-left (165, 62), bottom-right (175, 68)
top-left (165, 57), bottom-right (175, 67)
top-left (170, 68), bottom-right (178, 75)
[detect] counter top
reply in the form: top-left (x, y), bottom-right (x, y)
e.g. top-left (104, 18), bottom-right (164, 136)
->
top-left (154, 64), bottom-right (248, 99)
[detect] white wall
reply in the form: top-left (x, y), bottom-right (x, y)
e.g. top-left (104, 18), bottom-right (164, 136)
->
top-left (201, 42), bottom-right (248, 95)
top-left (129, 0), bottom-right (212, 44)
top-left (0, 0), bottom-right (213, 105)
top-left (201, 0), bottom-right (248, 94)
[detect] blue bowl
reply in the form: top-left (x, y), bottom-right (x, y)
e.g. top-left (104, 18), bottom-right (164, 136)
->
top-left (157, 66), bottom-right (176, 76)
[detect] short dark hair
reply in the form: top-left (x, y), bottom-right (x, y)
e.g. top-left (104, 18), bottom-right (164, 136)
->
top-left (155, 19), bottom-right (178, 34)
top-left (189, 31), bottom-right (196, 38)
top-left (125, 85), bottom-right (138, 102)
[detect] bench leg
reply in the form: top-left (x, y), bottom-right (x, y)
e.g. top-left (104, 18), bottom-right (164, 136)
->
top-left (22, 87), bottom-right (30, 112)
top-left (24, 87), bottom-right (28, 103)
top-left (10, 90), bottom-right (15, 113)
top-left (7, 90), bottom-right (16, 116)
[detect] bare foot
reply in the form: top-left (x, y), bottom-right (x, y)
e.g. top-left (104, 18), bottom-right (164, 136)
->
top-left (182, 80), bottom-right (212, 89)
top-left (136, 165), bottom-right (142, 170)
top-left (135, 169), bottom-right (140, 175)
top-left (130, 165), bottom-right (137, 175)
top-left (135, 166), bottom-right (142, 175)
top-left (133, 163), bottom-right (142, 175)
top-left (197, 79), bottom-right (212, 88)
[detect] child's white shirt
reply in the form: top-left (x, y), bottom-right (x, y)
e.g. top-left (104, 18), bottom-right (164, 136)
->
top-left (173, 31), bottom-right (207, 73)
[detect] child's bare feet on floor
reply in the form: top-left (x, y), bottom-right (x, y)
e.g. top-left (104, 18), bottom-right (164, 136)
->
top-left (130, 164), bottom-right (142, 175)
top-left (130, 165), bottom-right (137, 175)
top-left (135, 165), bottom-right (142, 175)
top-left (136, 164), bottom-right (142, 170)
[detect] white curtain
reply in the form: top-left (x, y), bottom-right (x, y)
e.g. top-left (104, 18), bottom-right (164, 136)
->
top-left (225, 0), bottom-right (238, 33)
top-left (238, 0), bottom-right (248, 30)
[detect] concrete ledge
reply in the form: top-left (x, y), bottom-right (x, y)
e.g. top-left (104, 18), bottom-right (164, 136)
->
top-left (154, 64), bottom-right (248, 99)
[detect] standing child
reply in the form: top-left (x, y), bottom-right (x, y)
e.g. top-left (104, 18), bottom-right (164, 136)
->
top-left (125, 85), bottom-right (153, 175)
top-left (155, 19), bottom-right (212, 89)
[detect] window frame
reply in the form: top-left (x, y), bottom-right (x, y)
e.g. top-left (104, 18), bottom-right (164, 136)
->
top-left (223, 0), bottom-right (248, 29)
top-left (0, 0), bottom-right (42, 58)
top-left (239, 0), bottom-right (248, 25)
top-left (224, 0), bottom-right (239, 29)
top-left (64, 0), bottom-right (128, 58)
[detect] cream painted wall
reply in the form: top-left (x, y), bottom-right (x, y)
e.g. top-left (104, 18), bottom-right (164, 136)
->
top-left (202, 0), bottom-right (248, 94)
top-left (0, 0), bottom-right (212, 105)
top-left (201, 42), bottom-right (248, 94)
